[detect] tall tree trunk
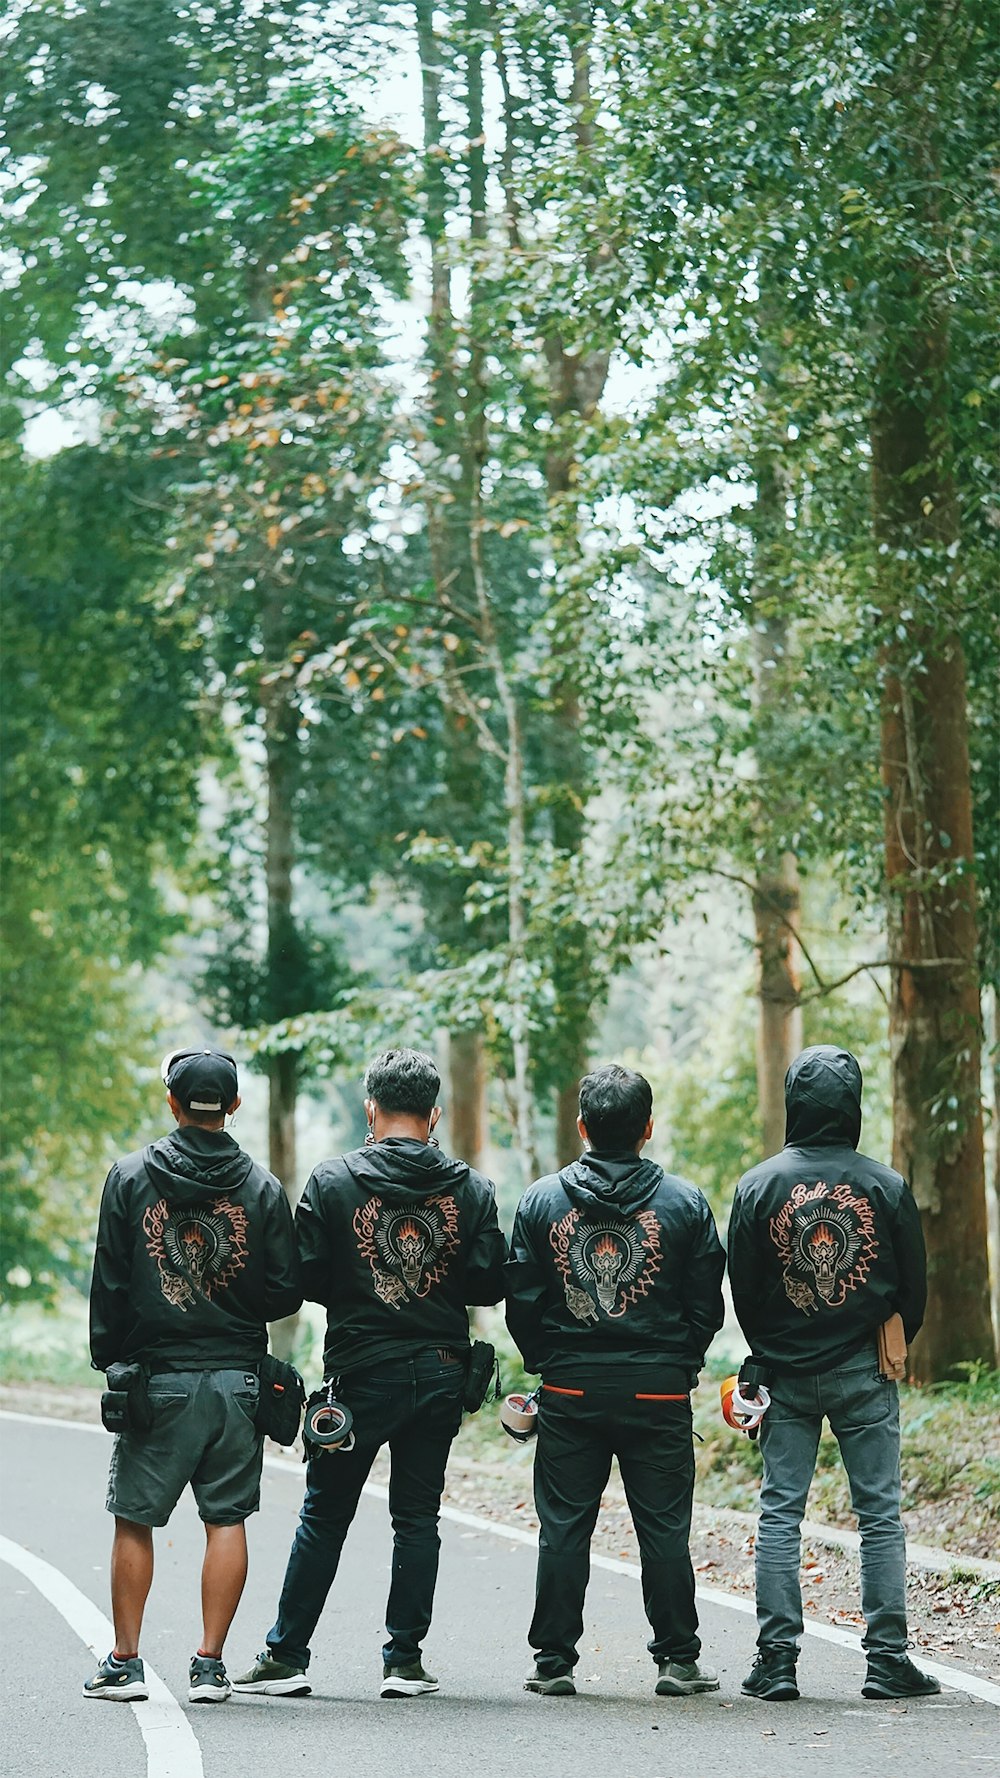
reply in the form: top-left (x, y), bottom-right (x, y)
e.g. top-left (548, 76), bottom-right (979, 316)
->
top-left (872, 306), bottom-right (994, 1380)
top-left (449, 1028), bottom-right (488, 1169)
top-left (753, 857), bottom-right (803, 1158)
top-left (415, 0), bottom-right (498, 1155)
top-left (543, 7), bottom-right (610, 1163)
top-left (262, 616), bottom-right (301, 1363)
top-left (985, 988), bottom-right (1000, 1355)
top-left (749, 281), bottom-right (803, 1157)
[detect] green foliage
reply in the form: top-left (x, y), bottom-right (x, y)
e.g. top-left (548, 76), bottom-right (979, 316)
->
top-left (0, 438), bottom-right (210, 1300)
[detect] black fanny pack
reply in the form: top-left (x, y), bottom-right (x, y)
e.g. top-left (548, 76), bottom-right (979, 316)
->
top-left (101, 1362), bottom-right (154, 1434)
top-left (463, 1340), bottom-right (500, 1413)
top-left (255, 1353), bottom-right (306, 1445)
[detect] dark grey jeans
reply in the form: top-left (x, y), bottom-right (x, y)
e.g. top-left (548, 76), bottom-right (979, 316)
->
top-left (755, 1346), bottom-right (907, 1657)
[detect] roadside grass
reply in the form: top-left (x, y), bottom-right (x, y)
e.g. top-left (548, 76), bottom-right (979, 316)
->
top-left (689, 1356), bottom-right (1000, 1559)
top-left (4, 1297), bottom-right (997, 1560)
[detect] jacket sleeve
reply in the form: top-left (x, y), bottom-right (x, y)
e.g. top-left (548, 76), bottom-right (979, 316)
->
top-left (294, 1170), bottom-right (334, 1307)
top-left (503, 1201), bottom-right (548, 1374)
top-left (263, 1185), bottom-right (304, 1322)
top-left (678, 1194), bottom-right (726, 1368)
top-left (464, 1185), bottom-right (508, 1306)
top-left (89, 1165), bottom-right (132, 1371)
top-left (726, 1183), bottom-right (765, 1352)
top-left (891, 1181), bottom-right (927, 1344)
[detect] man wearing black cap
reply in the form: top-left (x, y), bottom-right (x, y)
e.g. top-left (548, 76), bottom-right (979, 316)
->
top-left (728, 1044), bottom-right (938, 1703)
top-left (84, 1047), bottom-right (302, 1705)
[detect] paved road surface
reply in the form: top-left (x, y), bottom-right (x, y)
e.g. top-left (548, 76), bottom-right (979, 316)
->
top-left (2, 1413), bottom-right (996, 1778)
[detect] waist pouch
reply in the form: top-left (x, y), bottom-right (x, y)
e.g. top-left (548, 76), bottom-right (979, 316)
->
top-left (101, 1362), bottom-right (154, 1435)
top-left (255, 1353), bottom-right (306, 1445)
top-left (463, 1340), bottom-right (500, 1413)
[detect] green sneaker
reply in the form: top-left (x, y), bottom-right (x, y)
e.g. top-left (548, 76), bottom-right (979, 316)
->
top-left (655, 1658), bottom-right (720, 1696)
top-left (83, 1652), bottom-right (148, 1702)
top-left (524, 1668), bottom-right (576, 1696)
top-left (231, 1651), bottom-right (311, 1696)
top-left (381, 1661), bottom-right (439, 1698)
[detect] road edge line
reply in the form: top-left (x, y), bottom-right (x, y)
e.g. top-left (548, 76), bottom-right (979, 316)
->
top-left (5, 1410), bottom-right (997, 1708)
top-left (0, 1531), bottom-right (204, 1778)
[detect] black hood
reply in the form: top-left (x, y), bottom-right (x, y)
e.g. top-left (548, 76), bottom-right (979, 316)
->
top-left (784, 1046), bottom-right (862, 1149)
top-left (559, 1151), bottom-right (663, 1215)
top-left (143, 1126), bottom-right (255, 1204)
top-left (342, 1137), bottom-right (471, 1202)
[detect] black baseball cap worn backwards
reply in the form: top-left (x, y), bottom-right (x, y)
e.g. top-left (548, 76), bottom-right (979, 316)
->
top-left (161, 1048), bottom-right (238, 1114)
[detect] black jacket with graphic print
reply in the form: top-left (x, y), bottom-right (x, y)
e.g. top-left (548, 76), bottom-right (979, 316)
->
top-left (504, 1151), bottom-right (726, 1385)
top-left (90, 1126), bottom-right (302, 1373)
top-left (295, 1138), bottom-right (507, 1376)
top-left (727, 1046), bottom-right (927, 1376)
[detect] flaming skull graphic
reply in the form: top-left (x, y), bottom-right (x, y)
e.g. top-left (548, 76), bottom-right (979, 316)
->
top-left (769, 1181), bottom-right (878, 1315)
top-left (394, 1219), bottom-right (427, 1291)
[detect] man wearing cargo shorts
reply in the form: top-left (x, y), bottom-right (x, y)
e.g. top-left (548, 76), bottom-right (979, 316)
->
top-left (85, 1048), bottom-right (301, 1704)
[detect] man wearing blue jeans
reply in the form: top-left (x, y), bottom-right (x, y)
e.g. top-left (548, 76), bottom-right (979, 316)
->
top-left (234, 1048), bottom-right (506, 1700)
top-left (728, 1044), bottom-right (939, 1702)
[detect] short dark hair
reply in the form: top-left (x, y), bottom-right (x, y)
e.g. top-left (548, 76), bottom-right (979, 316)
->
top-left (578, 1064), bottom-right (652, 1152)
top-left (364, 1048), bottom-right (441, 1116)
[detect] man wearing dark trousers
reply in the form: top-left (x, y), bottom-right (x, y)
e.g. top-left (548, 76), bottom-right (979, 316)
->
top-left (234, 1047), bottom-right (507, 1701)
top-left (505, 1064), bottom-right (725, 1699)
top-left (86, 1047), bottom-right (302, 1704)
top-left (728, 1044), bottom-right (939, 1703)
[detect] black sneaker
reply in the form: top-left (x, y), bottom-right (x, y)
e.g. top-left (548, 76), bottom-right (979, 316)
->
top-left (381, 1661), bottom-right (439, 1698)
top-left (862, 1655), bottom-right (941, 1699)
top-left (655, 1659), bottom-right (720, 1696)
top-left (524, 1668), bottom-right (576, 1696)
top-left (231, 1651), bottom-right (312, 1696)
top-left (83, 1652), bottom-right (148, 1702)
top-left (189, 1654), bottom-right (231, 1703)
top-left (742, 1647), bottom-right (800, 1701)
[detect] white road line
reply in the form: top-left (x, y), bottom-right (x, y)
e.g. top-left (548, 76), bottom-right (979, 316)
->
top-left (5, 1411), bottom-right (999, 1709)
top-left (0, 1532), bottom-right (204, 1778)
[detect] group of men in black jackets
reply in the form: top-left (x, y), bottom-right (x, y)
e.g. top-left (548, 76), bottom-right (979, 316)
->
top-left (85, 1043), bottom-right (938, 1708)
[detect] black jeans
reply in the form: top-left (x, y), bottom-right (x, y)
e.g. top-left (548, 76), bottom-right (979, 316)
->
top-left (530, 1383), bottom-right (700, 1676)
top-left (267, 1351), bottom-right (465, 1670)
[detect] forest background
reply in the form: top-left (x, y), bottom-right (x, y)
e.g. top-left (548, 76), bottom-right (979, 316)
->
top-left (2, 0), bottom-right (998, 1396)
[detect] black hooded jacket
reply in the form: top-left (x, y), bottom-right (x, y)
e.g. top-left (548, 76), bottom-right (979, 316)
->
top-left (295, 1138), bottom-right (507, 1375)
top-left (89, 1126), bottom-right (302, 1372)
top-left (727, 1046), bottom-right (927, 1376)
top-left (504, 1151), bottom-right (725, 1385)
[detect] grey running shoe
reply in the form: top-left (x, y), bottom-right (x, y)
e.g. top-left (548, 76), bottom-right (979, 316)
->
top-left (83, 1652), bottom-right (148, 1702)
top-left (231, 1651), bottom-right (312, 1696)
top-left (188, 1654), bottom-right (231, 1702)
top-left (742, 1647), bottom-right (800, 1701)
top-left (381, 1661), bottom-right (440, 1698)
top-left (862, 1655), bottom-right (941, 1700)
top-left (655, 1658), bottom-right (720, 1696)
top-left (524, 1669), bottom-right (577, 1696)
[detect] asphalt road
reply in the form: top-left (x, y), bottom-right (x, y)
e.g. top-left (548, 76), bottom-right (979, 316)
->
top-left (1, 1412), bottom-right (997, 1778)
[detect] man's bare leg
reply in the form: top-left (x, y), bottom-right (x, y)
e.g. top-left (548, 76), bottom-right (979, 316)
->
top-left (200, 1522), bottom-right (249, 1656)
top-left (111, 1518), bottom-right (154, 1656)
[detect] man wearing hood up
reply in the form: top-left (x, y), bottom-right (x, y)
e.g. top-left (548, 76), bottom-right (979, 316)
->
top-left (505, 1063), bottom-right (725, 1698)
top-left (86, 1047), bottom-right (302, 1705)
top-left (728, 1044), bottom-right (938, 1703)
top-left (234, 1047), bottom-right (506, 1700)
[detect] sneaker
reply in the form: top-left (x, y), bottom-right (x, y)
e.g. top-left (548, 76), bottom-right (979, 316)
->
top-left (862, 1654), bottom-right (941, 1700)
top-left (524, 1668), bottom-right (576, 1696)
top-left (655, 1659), bottom-right (720, 1696)
top-left (189, 1654), bottom-right (231, 1703)
top-left (83, 1652), bottom-right (148, 1702)
top-left (742, 1647), bottom-right (800, 1701)
top-left (230, 1651), bottom-right (312, 1696)
top-left (381, 1660), bottom-right (439, 1698)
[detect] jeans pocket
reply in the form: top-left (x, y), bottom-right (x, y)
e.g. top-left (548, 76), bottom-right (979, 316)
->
top-left (835, 1374), bottom-right (894, 1428)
